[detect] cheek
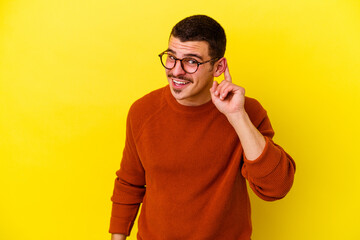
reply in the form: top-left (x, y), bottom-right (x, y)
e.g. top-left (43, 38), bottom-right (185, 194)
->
top-left (165, 69), bottom-right (170, 77)
top-left (194, 72), bottom-right (213, 85)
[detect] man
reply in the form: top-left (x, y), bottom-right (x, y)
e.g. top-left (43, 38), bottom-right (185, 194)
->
top-left (110, 15), bottom-right (295, 240)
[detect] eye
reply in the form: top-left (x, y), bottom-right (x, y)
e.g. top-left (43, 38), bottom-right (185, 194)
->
top-left (185, 58), bottom-right (198, 65)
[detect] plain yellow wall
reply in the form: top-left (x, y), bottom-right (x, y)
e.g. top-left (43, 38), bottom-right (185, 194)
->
top-left (1, 0), bottom-right (359, 239)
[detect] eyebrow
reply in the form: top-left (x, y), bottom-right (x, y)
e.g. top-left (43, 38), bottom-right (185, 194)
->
top-left (166, 48), bottom-right (204, 61)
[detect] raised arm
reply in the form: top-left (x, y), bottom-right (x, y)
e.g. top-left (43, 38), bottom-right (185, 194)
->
top-left (210, 64), bottom-right (295, 200)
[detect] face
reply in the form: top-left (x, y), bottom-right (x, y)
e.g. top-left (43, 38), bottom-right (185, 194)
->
top-left (165, 36), bottom-right (218, 106)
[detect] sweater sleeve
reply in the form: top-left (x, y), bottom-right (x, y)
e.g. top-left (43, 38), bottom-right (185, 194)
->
top-left (241, 100), bottom-right (296, 201)
top-left (109, 108), bottom-right (146, 235)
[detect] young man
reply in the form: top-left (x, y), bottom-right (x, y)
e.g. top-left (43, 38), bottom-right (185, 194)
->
top-left (110, 15), bottom-right (295, 240)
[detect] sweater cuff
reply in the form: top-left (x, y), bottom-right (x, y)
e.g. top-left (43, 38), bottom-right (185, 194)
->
top-left (109, 216), bottom-right (133, 235)
top-left (243, 137), bottom-right (282, 178)
top-left (109, 202), bottom-right (139, 235)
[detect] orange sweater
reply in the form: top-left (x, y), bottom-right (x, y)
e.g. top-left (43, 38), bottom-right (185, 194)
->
top-left (110, 86), bottom-right (295, 239)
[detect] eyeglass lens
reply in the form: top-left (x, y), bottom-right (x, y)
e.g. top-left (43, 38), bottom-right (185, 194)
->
top-left (160, 53), bottom-right (199, 74)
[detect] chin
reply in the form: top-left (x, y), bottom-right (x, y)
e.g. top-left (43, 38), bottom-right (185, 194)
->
top-left (170, 87), bottom-right (186, 98)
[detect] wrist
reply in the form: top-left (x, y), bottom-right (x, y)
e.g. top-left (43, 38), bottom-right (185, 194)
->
top-left (225, 110), bottom-right (248, 125)
top-left (111, 233), bottom-right (127, 240)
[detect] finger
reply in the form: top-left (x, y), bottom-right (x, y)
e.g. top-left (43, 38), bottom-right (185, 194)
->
top-left (219, 83), bottom-right (235, 100)
top-left (215, 80), bottom-right (232, 99)
top-left (218, 81), bottom-right (244, 100)
top-left (213, 81), bottom-right (224, 97)
top-left (210, 81), bottom-right (221, 102)
top-left (214, 80), bottom-right (227, 94)
top-left (220, 87), bottom-right (232, 100)
top-left (210, 81), bottom-right (219, 95)
top-left (224, 64), bottom-right (232, 82)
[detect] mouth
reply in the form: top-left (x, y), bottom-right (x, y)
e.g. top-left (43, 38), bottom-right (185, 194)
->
top-left (171, 78), bottom-right (191, 89)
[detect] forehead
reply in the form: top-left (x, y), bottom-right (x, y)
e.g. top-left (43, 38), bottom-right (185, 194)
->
top-left (167, 36), bottom-right (210, 59)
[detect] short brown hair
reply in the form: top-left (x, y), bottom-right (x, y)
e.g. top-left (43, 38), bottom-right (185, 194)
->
top-left (170, 15), bottom-right (226, 59)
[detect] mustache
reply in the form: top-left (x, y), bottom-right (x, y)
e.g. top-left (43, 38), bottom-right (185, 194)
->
top-left (167, 74), bottom-right (193, 83)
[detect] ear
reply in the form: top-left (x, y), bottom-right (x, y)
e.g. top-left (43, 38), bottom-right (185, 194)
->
top-left (213, 57), bottom-right (227, 77)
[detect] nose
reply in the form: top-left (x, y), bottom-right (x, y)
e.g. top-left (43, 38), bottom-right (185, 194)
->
top-left (171, 60), bottom-right (186, 76)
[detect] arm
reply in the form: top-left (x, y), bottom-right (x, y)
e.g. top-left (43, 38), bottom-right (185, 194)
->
top-left (239, 110), bottom-right (295, 201)
top-left (226, 110), bottom-right (266, 161)
top-left (210, 64), bottom-right (295, 200)
top-left (210, 65), bottom-right (266, 160)
top-left (109, 107), bottom-right (146, 235)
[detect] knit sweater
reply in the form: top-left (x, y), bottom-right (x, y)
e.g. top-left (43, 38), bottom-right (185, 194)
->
top-left (110, 86), bottom-right (295, 240)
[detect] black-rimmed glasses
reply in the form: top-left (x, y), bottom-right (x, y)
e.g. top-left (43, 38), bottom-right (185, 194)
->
top-left (158, 51), bottom-right (220, 74)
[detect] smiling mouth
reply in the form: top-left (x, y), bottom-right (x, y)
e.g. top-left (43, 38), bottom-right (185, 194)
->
top-left (170, 78), bottom-right (192, 89)
top-left (173, 79), bottom-right (190, 86)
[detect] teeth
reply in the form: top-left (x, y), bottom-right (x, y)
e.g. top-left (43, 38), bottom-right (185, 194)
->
top-left (173, 80), bottom-right (188, 85)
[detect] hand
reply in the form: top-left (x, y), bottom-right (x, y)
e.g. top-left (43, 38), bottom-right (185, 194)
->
top-left (111, 233), bottom-right (127, 240)
top-left (210, 65), bottom-right (246, 117)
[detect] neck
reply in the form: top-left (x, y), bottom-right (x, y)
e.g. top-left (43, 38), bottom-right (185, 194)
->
top-left (175, 94), bottom-right (212, 106)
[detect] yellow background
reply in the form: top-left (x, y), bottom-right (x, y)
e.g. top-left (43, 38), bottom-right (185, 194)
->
top-left (1, 0), bottom-right (359, 239)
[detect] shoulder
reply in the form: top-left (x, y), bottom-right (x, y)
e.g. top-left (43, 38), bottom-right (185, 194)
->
top-left (127, 86), bottom-right (167, 130)
top-left (244, 96), bottom-right (268, 127)
top-left (130, 87), bottom-right (166, 113)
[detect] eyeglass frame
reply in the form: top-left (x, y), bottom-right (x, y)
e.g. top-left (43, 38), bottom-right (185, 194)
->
top-left (158, 51), bottom-right (221, 74)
